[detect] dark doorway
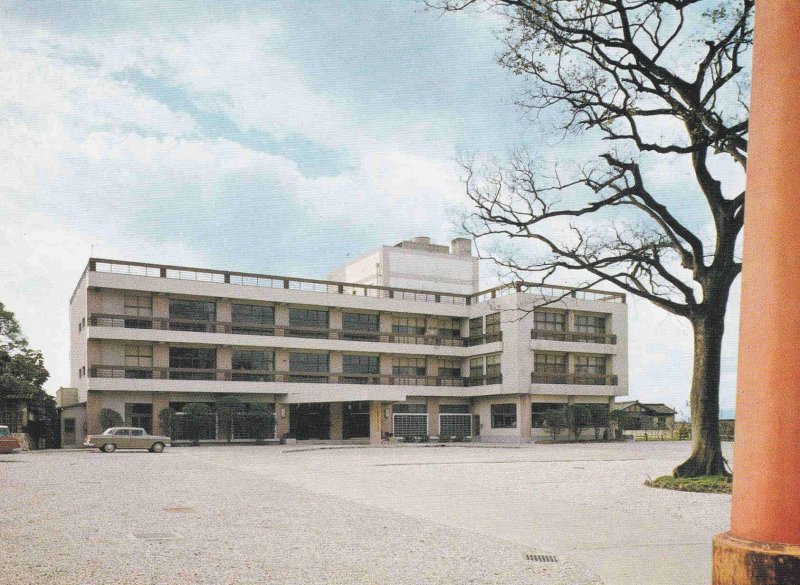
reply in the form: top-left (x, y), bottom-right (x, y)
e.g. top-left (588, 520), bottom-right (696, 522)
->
top-left (290, 403), bottom-right (331, 440)
top-left (342, 401), bottom-right (370, 439)
top-left (126, 403), bottom-right (153, 434)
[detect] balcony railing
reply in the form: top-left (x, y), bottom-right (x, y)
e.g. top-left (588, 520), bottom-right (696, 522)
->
top-left (88, 366), bottom-right (503, 387)
top-left (531, 329), bottom-right (617, 344)
top-left (88, 313), bottom-right (501, 347)
top-left (84, 258), bottom-right (625, 307)
top-left (530, 372), bottom-right (618, 386)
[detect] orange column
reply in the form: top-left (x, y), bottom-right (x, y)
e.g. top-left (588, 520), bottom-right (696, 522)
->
top-left (713, 2), bottom-right (800, 582)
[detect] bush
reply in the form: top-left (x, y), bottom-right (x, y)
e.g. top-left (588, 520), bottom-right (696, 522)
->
top-left (183, 403), bottom-right (212, 445)
top-left (418, 434), bottom-right (430, 443)
top-left (99, 408), bottom-right (123, 430)
top-left (158, 407), bottom-right (177, 436)
top-left (543, 409), bottom-right (568, 441)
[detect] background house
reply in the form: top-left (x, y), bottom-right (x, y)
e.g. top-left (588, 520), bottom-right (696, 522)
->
top-left (612, 401), bottom-right (676, 431)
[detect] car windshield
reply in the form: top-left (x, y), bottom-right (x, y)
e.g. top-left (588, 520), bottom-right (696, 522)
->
top-left (0, 427), bottom-right (9, 437)
top-left (102, 429), bottom-right (115, 435)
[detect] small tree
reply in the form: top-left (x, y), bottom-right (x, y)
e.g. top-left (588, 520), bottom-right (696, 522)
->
top-left (99, 408), bottom-right (123, 430)
top-left (183, 402), bottom-right (212, 445)
top-left (250, 403), bottom-right (273, 443)
top-left (543, 409), bottom-right (567, 442)
top-left (215, 395), bottom-right (243, 443)
top-left (158, 407), bottom-right (177, 437)
top-left (590, 407), bottom-right (610, 441)
top-left (567, 405), bottom-right (592, 441)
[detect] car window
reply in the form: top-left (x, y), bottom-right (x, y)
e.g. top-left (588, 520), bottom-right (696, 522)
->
top-left (114, 429), bottom-right (130, 436)
top-left (102, 429), bottom-right (114, 435)
top-left (130, 429), bottom-right (144, 436)
top-left (0, 427), bottom-right (9, 437)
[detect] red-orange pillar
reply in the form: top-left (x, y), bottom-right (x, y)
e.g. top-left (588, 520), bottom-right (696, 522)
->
top-left (712, 2), bottom-right (800, 583)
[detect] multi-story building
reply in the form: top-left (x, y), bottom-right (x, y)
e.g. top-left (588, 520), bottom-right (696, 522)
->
top-left (57, 237), bottom-right (628, 447)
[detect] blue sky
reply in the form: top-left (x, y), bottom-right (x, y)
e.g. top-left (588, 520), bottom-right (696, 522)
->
top-left (0, 1), bottom-right (741, 416)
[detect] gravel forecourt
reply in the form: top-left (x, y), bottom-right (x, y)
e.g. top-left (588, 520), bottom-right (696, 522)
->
top-left (1, 441), bottom-right (732, 585)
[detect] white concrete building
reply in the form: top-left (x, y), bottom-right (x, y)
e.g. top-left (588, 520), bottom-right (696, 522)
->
top-left (58, 237), bottom-right (628, 447)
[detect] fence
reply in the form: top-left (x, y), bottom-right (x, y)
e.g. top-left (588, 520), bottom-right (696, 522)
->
top-left (171, 412), bottom-right (276, 442)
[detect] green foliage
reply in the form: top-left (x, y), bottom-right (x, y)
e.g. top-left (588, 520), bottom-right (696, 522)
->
top-left (249, 403), bottom-right (273, 443)
top-left (566, 404), bottom-right (592, 440)
top-left (543, 409), bottom-right (567, 441)
top-left (215, 395), bottom-right (243, 443)
top-left (158, 407), bottom-right (177, 436)
top-left (183, 403), bottom-right (212, 445)
top-left (645, 475), bottom-right (732, 494)
top-left (0, 302), bottom-right (50, 414)
top-left (99, 408), bottom-right (123, 430)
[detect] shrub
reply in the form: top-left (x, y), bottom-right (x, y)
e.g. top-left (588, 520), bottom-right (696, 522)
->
top-left (99, 408), bottom-right (123, 430)
top-left (543, 409), bottom-right (567, 441)
top-left (158, 407), bottom-right (177, 437)
top-left (183, 403), bottom-right (212, 445)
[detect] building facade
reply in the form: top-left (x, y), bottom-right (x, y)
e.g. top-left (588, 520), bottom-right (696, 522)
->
top-left (58, 237), bottom-right (628, 447)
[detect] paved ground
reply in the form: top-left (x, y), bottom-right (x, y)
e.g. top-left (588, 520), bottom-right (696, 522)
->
top-left (1, 441), bottom-right (732, 585)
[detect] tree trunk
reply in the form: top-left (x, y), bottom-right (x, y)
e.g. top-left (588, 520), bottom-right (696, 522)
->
top-left (673, 309), bottom-right (729, 477)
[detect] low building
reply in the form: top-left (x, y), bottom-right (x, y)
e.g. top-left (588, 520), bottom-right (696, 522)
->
top-left (612, 401), bottom-right (676, 430)
top-left (59, 237), bottom-right (629, 446)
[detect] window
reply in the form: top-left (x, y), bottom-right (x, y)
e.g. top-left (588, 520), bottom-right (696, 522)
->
top-left (392, 403), bottom-right (427, 414)
top-left (486, 354), bottom-right (501, 384)
top-left (469, 317), bottom-right (483, 340)
top-left (232, 350), bottom-right (274, 381)
top-left (343, 312), bottom-right (379, 341)
top-left (114, 429), bottom-right (130, 436)
top-left (575, 314), bottom-right (607, 334)
top-left (169, 347), bottom-right (216, 379)
top-left (392, 357), bottom-right (426, 378)
top-left (534, 311), bottom-right (566, 332)
top-left (392, 316), bottom-right (426, 338)
top-left (169, 299), bottom-right (216, 332)
top-left (437, 358), bottom-right (461, 379)
top-left (469, 357), bottom-right (485, 384)
top-left (575, 355), bottom-right (607, 374)
top-left (130, 429), bottom-right (145, 437)
top-left (289, 352), bottom-right (329, 382)
top-left (535, 353), bottom-right (567, 373)
top-left (392, 403), bottom-right (428, 437)
top-left (124, 344), bottom-right (153, 379)
top-left (485, 313), bottom-right (501, 340)
top-left (64, 419), bottom-right (75, 434)
top-left (439, 404), bottom-right (470, 414)
top-left (431, 317), bottom-right (461, 338)
top-left (532, 403), bottom-right (566, 428)
top-left (232, 304), bottom-right (274, 335)
top-left (343, 355), bottom-right (379, 374)
top-left (124, 294), bottom-right (153, 329)
top-left (491, 403), bottom-right (517, 428)
top-left (289, 308), bottom-right (329, 338)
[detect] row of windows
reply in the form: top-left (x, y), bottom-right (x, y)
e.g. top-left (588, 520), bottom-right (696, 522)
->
top-left (534, 311), bottom-right (607, 334)
top-left (491, 402), bottom-right (611, 429)
top-left (534, 353), bottom-right (608, 374)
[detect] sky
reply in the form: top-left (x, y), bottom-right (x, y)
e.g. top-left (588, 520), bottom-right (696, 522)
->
top-left (0, 1), bottom-right (742, 417)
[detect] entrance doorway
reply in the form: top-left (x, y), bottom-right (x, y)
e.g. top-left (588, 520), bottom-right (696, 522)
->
top-left (290, 403), bottom-right (331, 440)
top-left (126, 403), bottom-right (153, 434)
top-left (342, 401), bottom-right (370, 439)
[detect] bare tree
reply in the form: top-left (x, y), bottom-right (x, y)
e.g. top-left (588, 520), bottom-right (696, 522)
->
top-left (435, 0), bottom-right (751, 476)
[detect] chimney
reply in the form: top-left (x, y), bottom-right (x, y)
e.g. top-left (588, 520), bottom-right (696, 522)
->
top-left (451, 238), bottom-right (472, 256)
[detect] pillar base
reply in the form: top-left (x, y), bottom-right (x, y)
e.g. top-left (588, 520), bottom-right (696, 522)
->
top-left (713, 532), bottom-right (800, 584)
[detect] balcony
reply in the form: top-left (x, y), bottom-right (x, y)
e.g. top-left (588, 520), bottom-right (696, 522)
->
top-left (531, 372), bottom-right (618, 385)
top-left (531, 329), bottom-right (617, 344)
top-left (88, 366), bottom-right (501, 387)
top-left (89, 314), bottom-right (502, 347)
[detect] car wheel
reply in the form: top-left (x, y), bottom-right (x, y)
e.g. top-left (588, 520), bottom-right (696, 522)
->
top-left (150, 442), bottom-right (165, 453)
top-left (102, 443), bottom-right (116, 453)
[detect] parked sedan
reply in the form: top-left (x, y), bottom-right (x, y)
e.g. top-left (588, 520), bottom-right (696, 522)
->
top-left (0, 425), bottom-right (21, 454)
top-left (84, 427), bottom-right (171, 453)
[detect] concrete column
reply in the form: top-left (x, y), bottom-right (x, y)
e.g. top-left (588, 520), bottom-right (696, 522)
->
top-left (217, 347), bottom-right (232, 380)
top-left (152, 392), bottom-right (170, 435)
top-left (329, 308), bottom-right (343, 332)
top-left (153, 344), bottom-right (169, 369)
top-left (87, 390), bottom-right (103, 435)
top-left (153, 294), bottom-right (169, 319)
top-left (369, 401), bottom-right (383, 445)
top-left (427, 397), bottom-right (440, 437)
top-left (330, 403), bottom-right (343, 440)
top-left (274, 304), bottom-right (289, 335)
top-left (713, 3), bottom-right (800, 582)
top-left (329, 352), bottom-right (343, 375)
top-left (217, 299), bottom-right (231, 332)
top-left (519, 394), bottom-right (532, 441)
top-left (275, 399), bottom-right (290, 438)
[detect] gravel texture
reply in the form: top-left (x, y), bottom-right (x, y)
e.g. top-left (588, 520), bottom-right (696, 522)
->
top-left (2, 446), bottom-right (605, 585)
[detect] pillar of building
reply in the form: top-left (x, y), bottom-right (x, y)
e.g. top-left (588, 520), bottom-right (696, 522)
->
top-left (369, 401), bottom-right (383, 445)
top-left (86, 390), bottom-right (103, 435)
top-left (330, 403), bottom-right (343, 441)
top-left (426, 397), bottom-right (440, 437)
top-left (151, 392), bottom-right (170, 435)
top-left (216, 298), bottom-right (231, 332)
top-left (713, 3), bottom-right (800, 583)
top-left (519, 394), bottom-right (532, 441)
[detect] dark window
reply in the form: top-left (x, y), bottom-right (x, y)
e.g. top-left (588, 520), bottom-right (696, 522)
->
top-left (469, 357), bottom-right (484, 384)
top-left (232, 304), bottom-right (274, 335)
top-left (169, 299), bottom-right (216, 332)
top-left (391, 316), bottom-right (426, 336)
top-left (535, 353), bottom-right (567, 373)
top-left (534, 311), bottom-right (566, 332)
top-left (64, 419), bottom-right (75, 434)
top-left (343, 312), bottom-right (379, 331)
top-left (392, 357), bottom-right (426, 377)
top-left (532, 403), bottom-right (567, 427)
top-left (343, 355), bottom-right (379, 374)
top-left (289, 352), bottom-right (329, 382)
top-left (439, 404), bottom-right (470, 414)
top-left (392, 403), bottom-right (427, 414)
top-left (469, 317), bottom-right (483, 339)
top-left (124, 294), bottom-right (153, 329)
top-left (124, 344), bottom-right (153, 379)
top-left (486, 354), bottom-right (501, 384)
top-left (491, 403), bottom-right (517, 428)
top-left (485, 313), bottom-right (501, 338)
top-left (289, 308), bottom-right (329, 338)
top-left (169, 347), bottom-right (216, 379)
top-left (575, 355), bottom-right (607, 374)
top-left (575, 314), bottom-right (607, 334)
top-left (232, 350), bottom-right (274, 381)
top-left (438, 358), bottom-right (461, 379)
